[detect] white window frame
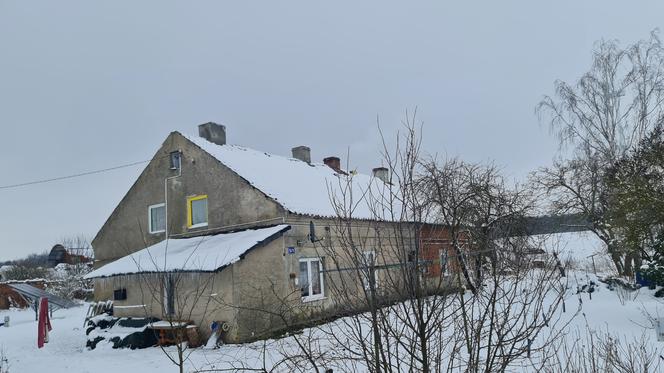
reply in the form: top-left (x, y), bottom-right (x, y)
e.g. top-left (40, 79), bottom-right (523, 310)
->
top-left (148, 203), bottom-right (166, 234)
top-left (299, 257), bottom-right (325, 302)
top-left (362, 250), bottom-right (378, 291)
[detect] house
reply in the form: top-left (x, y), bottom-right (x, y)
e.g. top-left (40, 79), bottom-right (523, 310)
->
top-left (86, 122), bottom-right (457, 343)
top-left (47, 244), bottom-right (93, 267)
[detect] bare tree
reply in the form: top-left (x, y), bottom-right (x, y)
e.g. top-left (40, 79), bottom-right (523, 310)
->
top-left (302, 115), bottom-right (574, 372)
top-left (418, 149), bottom-right (575, 371)
top-left (536, 31), bottom-right (664, 276)
top-left (135, 269), bottom-right (219, 373)
top-left (52, 235), bottom-right (94, 300)
top-left (315, 114), bottom-right (458, 373)
top-left (107, 233), bottom-right (224, 373)
top-left (543, 325), bottom-right (662, 373)
top-left (183, 116), bottom-right (576, 372)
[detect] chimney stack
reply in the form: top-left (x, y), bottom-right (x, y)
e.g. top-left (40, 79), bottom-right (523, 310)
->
top-left (373, 167), bottom-right (389, 183)
top-left (198, 122), bottom-right (226, 146)
top-left (291, 146), bottom-right (311, 163)
top-left (323, 156), bottom-right (342, 173)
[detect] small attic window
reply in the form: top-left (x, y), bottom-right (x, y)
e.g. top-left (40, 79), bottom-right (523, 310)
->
top-left (169, 151), bottom-right (181, 170)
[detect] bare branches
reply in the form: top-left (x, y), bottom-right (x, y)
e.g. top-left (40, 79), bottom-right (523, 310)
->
top-left (535, 32), bottom-right (664, 277)
top-left (543, 326), bottom-right (662, 373)
top-left (537, 33), bottom-right (664, 162)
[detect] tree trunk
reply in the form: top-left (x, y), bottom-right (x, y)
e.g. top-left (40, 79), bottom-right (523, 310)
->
top-left (608, 246), bottom-right (625, 276)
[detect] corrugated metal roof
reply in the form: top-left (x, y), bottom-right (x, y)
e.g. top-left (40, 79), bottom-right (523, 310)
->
top-left (8, 283), bottom-right (78, 309)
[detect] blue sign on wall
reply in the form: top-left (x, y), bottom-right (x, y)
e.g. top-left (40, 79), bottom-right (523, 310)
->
top-left (287, 247), bottom-right (296, 254)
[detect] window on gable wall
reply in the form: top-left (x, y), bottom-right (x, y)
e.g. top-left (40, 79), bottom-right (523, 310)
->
top-left (149, 203), bottom-right (166, 234)
top-left (299, 257), bottom-right (324, 301)
top-left (169, 150), bottom-right (181, 170)
top-left (187, 195), bottom-right (208, 228)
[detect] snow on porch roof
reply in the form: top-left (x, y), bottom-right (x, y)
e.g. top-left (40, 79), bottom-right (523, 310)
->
top-left (85, 225), bottom-right (291, 279)
top-left (187, 135), bottom-right (392, 220)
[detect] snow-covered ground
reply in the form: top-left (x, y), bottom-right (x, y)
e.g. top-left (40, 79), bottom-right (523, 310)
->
top-left (2, 276), bottom-right (661, 372)
top-left (0, 232), bottom-right (663, 372)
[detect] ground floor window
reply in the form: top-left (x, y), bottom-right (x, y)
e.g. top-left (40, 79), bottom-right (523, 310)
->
top-left (299, 257), bottom-right (324, 301)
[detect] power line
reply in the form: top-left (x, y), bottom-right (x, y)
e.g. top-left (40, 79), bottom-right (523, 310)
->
top-left (0, 158), bottom-right (159, 191)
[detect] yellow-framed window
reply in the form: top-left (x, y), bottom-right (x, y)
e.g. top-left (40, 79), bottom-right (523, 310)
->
top-left (187, 194), bottom-right (208, 228)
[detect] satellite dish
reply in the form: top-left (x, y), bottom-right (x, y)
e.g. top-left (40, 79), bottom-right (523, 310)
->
top-left (309, 221), bottom-right (321, 243)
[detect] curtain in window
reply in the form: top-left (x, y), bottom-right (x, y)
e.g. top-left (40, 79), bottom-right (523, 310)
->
top-left (151, 205), bottom-right (166, 232)
top-left (311, 260), bottom-right (321, 295)
top-left (299, 261), bottom-right (309, 297)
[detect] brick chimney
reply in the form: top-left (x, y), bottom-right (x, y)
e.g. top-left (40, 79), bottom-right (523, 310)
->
top-left (198, 122), bottom-right (226, 145)
top-left (291, 146), bottom-right (311, 163)
top-left (372, 167), bottom-right (389, 183)
top-left (323, 156), bottom-right (343, 173)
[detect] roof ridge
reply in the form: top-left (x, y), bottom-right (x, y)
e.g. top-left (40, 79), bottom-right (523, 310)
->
top-left (184, 133), bottom-right (370, 172)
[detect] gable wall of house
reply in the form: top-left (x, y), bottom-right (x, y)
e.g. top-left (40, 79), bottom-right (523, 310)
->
top-left (92, 132), bottom-right (285, 267)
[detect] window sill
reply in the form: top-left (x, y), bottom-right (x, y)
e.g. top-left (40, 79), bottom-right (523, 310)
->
top-left (188, 223), bottom-right (208, 230)
top-left (302, 295), bottom-right (326, 303)
top-left (149, 230), bottom-right (165, 235)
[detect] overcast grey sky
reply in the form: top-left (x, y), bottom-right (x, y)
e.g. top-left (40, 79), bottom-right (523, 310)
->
top-left (1, 1), bottom-right (662, 261)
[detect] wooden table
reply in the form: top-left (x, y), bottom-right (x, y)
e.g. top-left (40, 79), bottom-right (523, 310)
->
top-left (148, 321), bottom-right (201, 347)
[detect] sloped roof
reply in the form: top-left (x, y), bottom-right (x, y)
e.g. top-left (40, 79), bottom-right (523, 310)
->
top-left (8, 283), bottom-right (78, 310)
top-left (188, 135), bottom-right (393, 219)
top-left (85, 225), bottom-right (291, 279)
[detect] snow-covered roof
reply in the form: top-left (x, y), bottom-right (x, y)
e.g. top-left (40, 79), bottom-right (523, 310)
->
top-left (188, 135), bottom-right (392, 220)
top-left (85, 225), bottom-right (291, 279)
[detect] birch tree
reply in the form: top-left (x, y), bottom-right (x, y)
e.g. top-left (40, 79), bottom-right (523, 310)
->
top-left (536, 31), bottom-right (664, 276)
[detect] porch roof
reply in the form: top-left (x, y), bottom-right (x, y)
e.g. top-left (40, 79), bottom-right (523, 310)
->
top-left (85, 225), bottom-right (290, 279)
